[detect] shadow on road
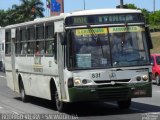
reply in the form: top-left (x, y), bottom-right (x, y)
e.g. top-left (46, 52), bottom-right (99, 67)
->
top-left (14, 96), bottom-right (160, 117)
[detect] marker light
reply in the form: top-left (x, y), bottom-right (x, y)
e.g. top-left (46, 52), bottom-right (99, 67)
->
top-left (136, 76), bottom-right (141, 81)
top-left (82, 79), bottom-right (88, 84)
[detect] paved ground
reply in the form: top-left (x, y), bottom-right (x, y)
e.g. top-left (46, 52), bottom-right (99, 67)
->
top-left (0, 72), bottom-right (160, 120)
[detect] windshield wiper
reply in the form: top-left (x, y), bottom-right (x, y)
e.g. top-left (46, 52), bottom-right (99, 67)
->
top-left (87, 25), bottom-right (97, 40)
top-left (87, 25), bottom-right (104, 57)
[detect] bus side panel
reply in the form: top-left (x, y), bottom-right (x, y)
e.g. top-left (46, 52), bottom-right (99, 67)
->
top-left (6, 72), bottom-right (14, 91)
top-left (29, 75), bottom-right (52, 100)
top-left (16, 56), bottom-right (59, 100)
top-left (5, 57), bottom-right (15, 91)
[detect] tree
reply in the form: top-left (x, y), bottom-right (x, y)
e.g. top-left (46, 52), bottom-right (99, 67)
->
top-left (124, 4), bottom-right (150, 24)
top-left (149, 10), bottom-right (160, 28)
top-left (12, 0), bottom-right (45, 22)
top-left (0, 10), bottom-right (6, 26)
top-left (140, 8), bottom-right (150, 24)
top-left (125, 4), bottom-right (137, 9)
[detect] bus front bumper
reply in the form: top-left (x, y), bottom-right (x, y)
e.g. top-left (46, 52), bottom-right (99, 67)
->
top-left (68, 82), bottom-right (152, 102)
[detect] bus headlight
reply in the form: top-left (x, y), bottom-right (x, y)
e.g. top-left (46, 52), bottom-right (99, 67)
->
top-left (74, 78), bottom-right (81, 85)
top-left (142, 75), bottom-right (148, 81)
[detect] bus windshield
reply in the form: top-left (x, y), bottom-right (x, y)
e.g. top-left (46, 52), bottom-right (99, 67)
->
top-left (68, 26), bottom-right (149, 69)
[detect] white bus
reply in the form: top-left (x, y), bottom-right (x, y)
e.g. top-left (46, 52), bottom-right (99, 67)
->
top-left (5, 9), bottom-right (153, 112)
top-left (0, 27), bottom-right (5, 72)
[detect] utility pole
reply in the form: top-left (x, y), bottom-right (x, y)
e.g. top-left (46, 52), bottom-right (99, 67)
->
top-left (84, 0), bottom-right (86, 10)
top-left (120, 0), bottom-right (123, 8)
top-left (153, 0), bottom-right (155, 13)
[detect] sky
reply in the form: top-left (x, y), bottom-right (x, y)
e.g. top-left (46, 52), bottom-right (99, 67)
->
top-left (0, 0), bottom-right (159, 16)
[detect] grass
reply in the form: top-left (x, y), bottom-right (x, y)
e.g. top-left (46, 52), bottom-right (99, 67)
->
top-left (150, 32), bottom-right (160, 54)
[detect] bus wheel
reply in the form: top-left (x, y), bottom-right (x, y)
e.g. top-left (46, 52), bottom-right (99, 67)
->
top-left (156, 75), bottom-right (160, 86)
top-left (19, 81), bottom-right (28, 102)
top-left (117, 99), bottom-right (131, 109)
top-left (55, 91), bottom-right (66, 112)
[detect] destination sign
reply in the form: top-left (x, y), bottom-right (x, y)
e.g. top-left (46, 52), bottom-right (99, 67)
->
top-left (76, 28), bottom-right (107, 36)
top-left (65, 13), bottom-right (144, 26)
top-left (109, 26), bottom-right (144, 33)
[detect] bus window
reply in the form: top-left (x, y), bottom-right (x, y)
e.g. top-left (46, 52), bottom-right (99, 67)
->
top-left (5, 30), bottom-right (11, 42)
top-left (28, 42), bottom-right (36, 54)
top-left (45, 40), bottom-right (54, 55)
top-left (20, 29), bottom-right (26, 41)
top-left (21, 43), bottom-right (27, 55)
top-left (15, 43), bottom-right (21, 54)
top-left (28, 27), bottom-right (35, 40)
top-left (45, 24), bottom-right (54, 39)
top-left (35, 41), bottom-right (44, 55)
top-left (36, 26), bottom-right (44, 40)
top-left (5, 43), bottom-right (11, 54)
top-left (5, 30), bottom-right (11, 54)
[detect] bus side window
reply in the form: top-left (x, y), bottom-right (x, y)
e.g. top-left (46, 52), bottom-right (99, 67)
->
top-left (27, 27), bottom-right (36, 55)
top-left (21, 43), bottom-right (27, 55)
top-left (20, 28), bottom-right (27, 55)
top-left (28, 42), bottom-right (36, 54)
top-left (5, 30), bottom-right (11, 55)
top-left (46, 41), bottom-right (54, 55)
top-left (35, 41), bottom-right (44, 55)
top-left (45, 24), bottom-right (54, 55)
top-left (36, 25), bottom-right (44, 55)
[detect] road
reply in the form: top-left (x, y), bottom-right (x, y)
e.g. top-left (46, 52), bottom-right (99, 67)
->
top-left (0, 72), bottom-right (160, 120)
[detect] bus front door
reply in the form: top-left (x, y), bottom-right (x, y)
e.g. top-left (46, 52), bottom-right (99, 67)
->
top-left (57, 33), bottom-right (67, 100)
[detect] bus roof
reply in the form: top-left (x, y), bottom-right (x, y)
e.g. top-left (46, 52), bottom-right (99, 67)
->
top-left (68, 8), bottom-right (141, 16)
top-left (5, 8), bottom-right (141, 29)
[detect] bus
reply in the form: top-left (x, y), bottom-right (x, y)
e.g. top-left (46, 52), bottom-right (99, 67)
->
top-left (5, 8), bottom-right (153, 112)
top-left (0, 27), bottom-right (5, 72)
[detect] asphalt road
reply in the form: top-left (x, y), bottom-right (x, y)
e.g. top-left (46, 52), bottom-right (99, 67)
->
top-left (0, 72), bottom-right (160, 120)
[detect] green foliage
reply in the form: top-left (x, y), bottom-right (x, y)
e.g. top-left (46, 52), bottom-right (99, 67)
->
top-left (150, 32), bottom-right (160, 53)
top-left (0, 0), bottom-right (44, 26)
top-left (125, 4), bottom-right (138, 9)
top-left (149, 10), bottom-right (160, 29)
top-left (124, 3), bottom-right (160, 29)
top-left (124, 4), bottom-right (150, 24)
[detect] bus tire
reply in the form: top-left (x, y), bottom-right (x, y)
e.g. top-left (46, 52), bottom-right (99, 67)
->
top-left (19, 81), bottom-right (28, 102)
top-left (117, 99), bottom-right (131, 109)
top-left (55, 91), bottom-right (67, 112)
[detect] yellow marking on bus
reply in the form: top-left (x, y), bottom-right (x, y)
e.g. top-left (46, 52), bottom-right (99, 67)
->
top-left (109, 26), bottom-right (144, 33)
top-left (33, 64), bottom-right (43, 68)
top-left (76, 28), bottom-right (108, 36)
top-left (33, 64), bottom-right (43, 72)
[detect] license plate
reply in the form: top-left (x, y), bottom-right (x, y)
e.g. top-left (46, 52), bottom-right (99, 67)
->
top-left (134, 90), bottom-right (146, 96)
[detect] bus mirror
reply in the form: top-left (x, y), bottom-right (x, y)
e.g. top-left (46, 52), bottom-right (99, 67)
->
top-left (145, 26), bottom-right (153, 49)
top-left (60, 32), bottom-right (67, 45)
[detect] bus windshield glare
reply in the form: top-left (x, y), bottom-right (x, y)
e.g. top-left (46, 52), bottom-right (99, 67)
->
top-left (68, 26), bottom-right (150, 69)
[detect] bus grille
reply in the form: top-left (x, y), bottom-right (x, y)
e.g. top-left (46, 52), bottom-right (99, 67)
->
top-left (97, 87), bottom-right (129, 100)
top-left (94, 79), bottom-right (130, 84)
